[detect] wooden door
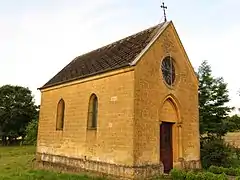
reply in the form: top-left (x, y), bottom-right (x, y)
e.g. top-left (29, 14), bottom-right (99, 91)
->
top-left (160, 122), bottom-right (173, 173)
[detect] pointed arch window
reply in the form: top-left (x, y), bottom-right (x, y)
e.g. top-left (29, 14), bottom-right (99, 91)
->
top-left (87, 94), bottom-right (98, 130)
top-left (56, 98), bottom-right (65, 130)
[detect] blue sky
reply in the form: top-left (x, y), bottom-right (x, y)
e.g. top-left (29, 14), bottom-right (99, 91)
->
top-left (0, 0), bottom-right (239, 113)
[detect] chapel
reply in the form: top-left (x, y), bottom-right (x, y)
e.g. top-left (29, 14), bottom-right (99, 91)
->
top-left (36, 20), bottom-right (201, 179)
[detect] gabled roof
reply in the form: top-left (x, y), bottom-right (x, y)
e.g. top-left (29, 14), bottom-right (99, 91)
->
top-left (40, 22), bottom-right (168, 90)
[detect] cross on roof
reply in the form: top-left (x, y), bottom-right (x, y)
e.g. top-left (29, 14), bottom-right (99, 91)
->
top-left (160, 2), bottom-right (167, 22)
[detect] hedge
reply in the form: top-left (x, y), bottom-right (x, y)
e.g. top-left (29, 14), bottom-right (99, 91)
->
top-left (170, 168), bottom-right (228, 180)
top-left (208, 165), bottom-right (240, 176)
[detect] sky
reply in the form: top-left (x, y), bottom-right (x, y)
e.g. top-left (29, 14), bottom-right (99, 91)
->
top-left (0, 0), bottom-right (240, 114)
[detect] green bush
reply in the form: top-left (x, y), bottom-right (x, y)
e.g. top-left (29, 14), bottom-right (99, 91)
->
top-left (170, 168), bottom-right (186, 180)
top-left (170, 168), bottom-right (228, 180)
top-left (201, 137), bottom-right (233, 168)
top-left (208, 165), bottom-right (240, 176)
top-left (225, 167), bottom-right (239, 176)
top-left (23, 119), bottom-right (38, 145)
top-left (208, 165), bottom-right (223, 174)
top-left (185, 171), bottom-right (196, 180)
top-left (230, 146), bottom-right (240, 167)
top-left (216, 173), bottom-right (228, 180)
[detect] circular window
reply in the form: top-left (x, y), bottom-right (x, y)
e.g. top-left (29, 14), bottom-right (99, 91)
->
top-left (161, 56), bottom-right (175, 86)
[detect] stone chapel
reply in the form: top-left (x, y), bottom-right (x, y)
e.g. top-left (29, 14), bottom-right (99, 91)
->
top-left (36, 21), bottom-right (201, 179)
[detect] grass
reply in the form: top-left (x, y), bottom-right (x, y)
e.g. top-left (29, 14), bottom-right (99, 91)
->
top-left (0, 145), bottom-right (106, 180)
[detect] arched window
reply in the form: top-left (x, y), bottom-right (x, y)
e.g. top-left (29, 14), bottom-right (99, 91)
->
top-left (161, 56), bottom-right (176, 87)
top-left (87, 94), bottom-right (98, 129)
top-left (56, 98), bottom-right (65, 130)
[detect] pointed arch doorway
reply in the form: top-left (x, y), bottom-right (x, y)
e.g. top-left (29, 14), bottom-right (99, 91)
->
top-left (159, 96), bottom-right (180, 173)
top-left (160, 121), bottom-right (174, 173)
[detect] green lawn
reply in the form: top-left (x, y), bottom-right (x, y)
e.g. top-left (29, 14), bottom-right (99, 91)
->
top-left (0, 145), bottom-right (105, 180)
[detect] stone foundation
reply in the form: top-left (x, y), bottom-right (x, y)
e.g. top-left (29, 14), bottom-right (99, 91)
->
top-left (35, 153), bottom-right (164, 180)
top-left (179, 158), bottom-right (201, 170)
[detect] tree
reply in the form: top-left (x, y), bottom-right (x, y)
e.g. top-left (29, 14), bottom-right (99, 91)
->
top-left (23, 105), bottom-right (40, 145)
top-left (224, 114), bottom-right (240, 132)
top-left (0, 85), bottom-right (38, 145)
top-left (200, 137), bottom-right (233, 168)
top-left (23, 118), bottom-right (38, 145)
top-left (198, 60), bottom-right (237, 168)
top-left (197, 60), bottom-right (233, 137)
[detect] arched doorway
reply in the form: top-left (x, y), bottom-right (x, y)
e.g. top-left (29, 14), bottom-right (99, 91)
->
top-left (159, 96), bottom-right (180, 173)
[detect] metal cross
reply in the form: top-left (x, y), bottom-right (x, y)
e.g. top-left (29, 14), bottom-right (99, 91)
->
top-left (160, 2), bottom-right (167, 22)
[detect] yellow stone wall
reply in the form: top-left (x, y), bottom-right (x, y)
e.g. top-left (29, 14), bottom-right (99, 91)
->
top-left (133, 22), bottom-right (200, 166)
top-left (37, 22), bottom-right (201, 173)
top-left (37, 68), bottom-right (135, 166)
